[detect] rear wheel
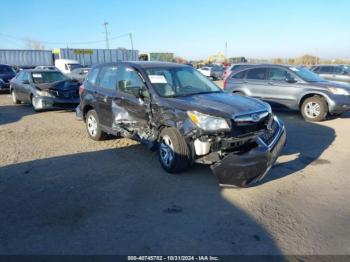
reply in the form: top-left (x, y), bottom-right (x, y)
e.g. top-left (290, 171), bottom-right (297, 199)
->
top-left (158, 127), bottom-right (191, 173)
top-left (301, 96), bottom-right (328, 122)
top-left (11, 89), bottom-right (20, 104)
top-left (85, 110), bottom-right (106, 141)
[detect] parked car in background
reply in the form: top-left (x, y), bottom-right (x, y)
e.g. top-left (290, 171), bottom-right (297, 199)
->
top-left (10, 69), bottom-right (80, 111)
top-left (0, 64), bottom-right (16, 91)
top-left (310, 65), bottom-right (350, 84)
top-left (77, 62), bottom-right (286, 187)
top-left (35, 66), bottom-right (59, 70)
top-left (67, 67), bottom-right (90, 83)
top-left (224, 64), bottom-right (350, 121)
top-left (197, 66), bottom-right (212, 77)
top-left (210, 65), bottom-right (224, 80)
top-left (223, 63), bottom-right (254, 80)
top-left (54, 59), bottom-right (82, 74)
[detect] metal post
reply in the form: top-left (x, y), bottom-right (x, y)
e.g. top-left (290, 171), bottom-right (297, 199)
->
top-left (129, 33), bottom-right (134, 51)
top-left (103, 22), bottom-right (110, 49)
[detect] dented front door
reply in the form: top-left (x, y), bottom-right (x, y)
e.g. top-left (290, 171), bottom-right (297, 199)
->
top-left (112, 66), bottom-right (150, 131)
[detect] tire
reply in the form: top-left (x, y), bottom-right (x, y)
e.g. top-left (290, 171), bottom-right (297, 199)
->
top-left (31, 95), bottom-right (40, 112)
top-left (158, 127), bottom-right (191, 173)
top-left (11, 89), bottom-right (20, 104)
top-left (301, 96), bottom-right (328, 122)
top-left (85, 109), bottom-right (106, 141)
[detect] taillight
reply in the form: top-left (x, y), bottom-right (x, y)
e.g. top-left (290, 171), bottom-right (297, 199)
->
top-left (223, 77), bottom-right (228, 89)
top-left (79, 84), bottom-right (84, 95)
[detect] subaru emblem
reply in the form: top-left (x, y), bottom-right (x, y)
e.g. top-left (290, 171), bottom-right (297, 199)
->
top-left (251, 114), bottom-right (260, 122)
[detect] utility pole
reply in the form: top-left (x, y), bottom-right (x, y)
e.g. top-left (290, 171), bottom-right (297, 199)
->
top-left (225, 41), bottom-right (228, 63)
top-left (103, 22), bottom-right (110, 49)
top-left (129, 33), bottom-right (134, 51)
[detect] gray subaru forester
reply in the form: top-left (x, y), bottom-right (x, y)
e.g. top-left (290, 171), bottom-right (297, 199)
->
top-left (224, 64), bottom-right (350, 121)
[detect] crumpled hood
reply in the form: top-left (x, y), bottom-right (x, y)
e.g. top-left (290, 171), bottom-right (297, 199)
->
top-left (164, 92), bottom-right (269, 118)
top-left (35, 80), bottom-right (79, 91)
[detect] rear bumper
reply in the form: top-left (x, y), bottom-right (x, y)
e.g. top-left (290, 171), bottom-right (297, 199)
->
top-left (210, 120), bottom-right (286, 187)
top-left (32, 96), bottom-right (80, 110)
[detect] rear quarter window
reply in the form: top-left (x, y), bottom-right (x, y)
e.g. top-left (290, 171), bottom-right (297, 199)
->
top-left (86, 68), bottom-right (99, 85)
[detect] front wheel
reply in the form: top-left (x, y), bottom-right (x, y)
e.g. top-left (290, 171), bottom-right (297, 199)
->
top-left (301, 96), bottom-right (328, 122)
top-left (158, 127), bottom-right (191, 173)
top-left (11, 89), bottom-right (20, 104)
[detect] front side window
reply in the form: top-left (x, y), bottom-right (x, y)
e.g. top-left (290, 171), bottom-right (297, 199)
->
top-left (31, 71), bottom-right (67, 84)
top-left (333, 66), bottom-right (343, 74)
top-left (117, 66), bottom-right (145, 95)
top-left (146, 67), bottom-right (221, 97)
top-left (99, 66), bottom-right (118, 90)
top-left (319, 66), bottom-right (334, 73)
top-left (268, 68), bottom-right (293, 81)
top-left (246, 68), bottom-right (268, 80)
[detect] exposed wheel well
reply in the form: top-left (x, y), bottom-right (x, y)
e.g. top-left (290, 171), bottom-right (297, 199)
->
top-left (83, 105), bottom-right (94, 121)
top-left (299, 94), bottom-right (328, 109)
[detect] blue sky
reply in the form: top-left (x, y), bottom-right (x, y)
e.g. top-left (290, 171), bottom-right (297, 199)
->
top-left (0, 0), bottom-right (349, 60)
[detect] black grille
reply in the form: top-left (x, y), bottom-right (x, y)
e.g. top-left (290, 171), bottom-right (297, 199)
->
top-left (50, 89), bottom-right (79, 98)
top-left (230, 114), bottom-right (270, 137)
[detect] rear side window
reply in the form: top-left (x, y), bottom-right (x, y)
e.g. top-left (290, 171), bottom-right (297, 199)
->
top-left (0, 65), bottom-right (15, 74)
top-left (86, 68), bottom-right (99, 85)
top-left (246, 68), bottom-right (268, 80)
top-left (99, 66), bottom-right (118, 90)
top-left (231, 70), bottom-right (246, 79)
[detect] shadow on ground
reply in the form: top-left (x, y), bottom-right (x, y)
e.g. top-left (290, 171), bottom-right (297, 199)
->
top-left (0, 145), bottom-right (281, 255)
top-left (261, 110), bottom-right (335, 184)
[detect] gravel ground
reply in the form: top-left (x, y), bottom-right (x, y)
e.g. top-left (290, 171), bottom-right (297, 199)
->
top-left (0, 92), bottom-right (350, 255)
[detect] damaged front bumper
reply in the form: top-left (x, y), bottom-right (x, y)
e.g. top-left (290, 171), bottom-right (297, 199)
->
top-left (32, 96), bottom-right (80, 110)
top-left (210, 118), bottom-right (286, 187)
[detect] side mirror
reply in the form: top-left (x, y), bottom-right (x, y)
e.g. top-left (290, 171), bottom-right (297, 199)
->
top-left (286, 77), bottom-right (297, 83)
top-left (343, 71), bottom-right (348, 75)
top-left (22, 80), bottom-right (30, 84)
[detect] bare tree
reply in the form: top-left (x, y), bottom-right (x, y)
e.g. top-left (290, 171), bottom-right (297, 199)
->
top-left (25, 39), bottom-right (46, 50)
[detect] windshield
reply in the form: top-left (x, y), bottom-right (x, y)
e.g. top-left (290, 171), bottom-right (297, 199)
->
top-left (31, 71), bottom-right (67, 84)
top-left (146, 67), bottom-right (222, 97)
top-left (68, 64), bottom-right (83, 71)
top-left (290, 66), bottom-right (326, 82)
top-left (0, 66), bottom-right (15, 74)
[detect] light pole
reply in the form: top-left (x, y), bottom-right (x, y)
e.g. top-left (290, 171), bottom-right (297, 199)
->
top-left (103, 22), bottom-right (110, 49)
top-left (129, 33), bottom-right (134, 51)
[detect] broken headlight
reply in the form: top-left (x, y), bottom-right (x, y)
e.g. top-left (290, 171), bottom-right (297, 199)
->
top-left (187, 111), bottom-right (230, 131)
top-left (36, 90), bottom-right (55, 98)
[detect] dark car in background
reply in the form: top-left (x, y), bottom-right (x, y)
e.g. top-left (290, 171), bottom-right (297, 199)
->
top-left (10, 70), bottom-right (80, 111)
top-left (67, 67), bottom-right (90, 83)
top-left (0, 64), bottom-right (16, 91)
top-left (224, 64), bottom-right (350, 122)
top-left (310, 65), bottom-right (350, 84)
top-left (77, 62), bottom-right (286, 187)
